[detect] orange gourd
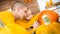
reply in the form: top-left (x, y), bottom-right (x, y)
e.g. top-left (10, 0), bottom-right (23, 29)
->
top-left (38, 10), bottom-right (59, 24)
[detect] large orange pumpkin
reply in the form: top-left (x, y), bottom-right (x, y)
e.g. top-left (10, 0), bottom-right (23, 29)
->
top-left (38, 10), bottom-right (59, 24)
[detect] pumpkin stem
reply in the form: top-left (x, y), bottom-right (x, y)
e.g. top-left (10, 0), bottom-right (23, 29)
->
top-left (42, 15), bottom-right (51, 25)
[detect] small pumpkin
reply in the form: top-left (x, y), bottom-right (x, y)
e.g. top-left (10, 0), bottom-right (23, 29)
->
top-left (38, 10), bottom-right (59, 24)
top-left (0, 21), bottom-right (14, 34)
top-left (0, 21), bottom-right (29, 34)
top-left (36, 22), bottom-right (60, 34)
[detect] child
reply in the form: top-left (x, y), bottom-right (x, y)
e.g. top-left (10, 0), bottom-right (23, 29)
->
top-left (12, 2), bottom-right (39, 32)
top-left (12, 1), bottom-right (34, 29)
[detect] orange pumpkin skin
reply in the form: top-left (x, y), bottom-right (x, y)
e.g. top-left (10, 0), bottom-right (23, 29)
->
top-left (38, 10), bottom-right (59, 24)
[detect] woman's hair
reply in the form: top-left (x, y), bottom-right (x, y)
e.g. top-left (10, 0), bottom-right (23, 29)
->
top-left (12, 1), bottom-right (26, 11)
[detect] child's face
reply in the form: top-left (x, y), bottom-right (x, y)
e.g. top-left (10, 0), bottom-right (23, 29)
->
top-left (13, 7), bottom-right (33, 20)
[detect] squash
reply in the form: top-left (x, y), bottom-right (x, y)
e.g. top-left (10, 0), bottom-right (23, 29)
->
top-left (0, 21), bottom-right (14, 34)
top-left (36, 22), bottom-right (60, 34)
top-left (0, 11), bottom-right (15, 25)
top-left (16, 14), bottom-right (39, 28)
top-left (7, 23), bottom-right (30, 34)
top-left (50, 22), bottom-right (60, 31)
top-left (0, 20), bottom-right (29, 34)
top-left (38, 10), bottom-right (59, 24)
top-left (0, 11), bottom-right (35, 34)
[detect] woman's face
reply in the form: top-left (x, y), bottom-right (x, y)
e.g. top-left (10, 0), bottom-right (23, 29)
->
top-left (13, 7), bottom-right (33, 20)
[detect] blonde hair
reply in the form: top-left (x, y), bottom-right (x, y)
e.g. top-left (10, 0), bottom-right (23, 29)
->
top-left (12, 1), bottom-right (26, 11)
